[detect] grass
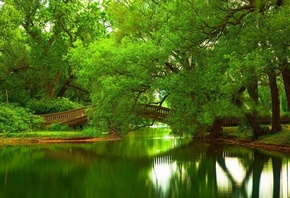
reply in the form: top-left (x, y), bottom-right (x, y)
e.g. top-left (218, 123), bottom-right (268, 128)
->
top-left (222, 125), bottom-right (290, 146)
top-left (222, 127), bottom-right (254, 140)
top-left (257, 128), bottom-right (290, 145)
top-left (0, 130), bottom-right (107, 142)
top-left (3, 125), bottom-right (290, 148)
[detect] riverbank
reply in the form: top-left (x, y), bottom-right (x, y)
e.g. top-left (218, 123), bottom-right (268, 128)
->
top-left (208, 126), bottom-right (290, 154)
top-left (3, 127), bottom-right (290, 154)
top-left (0, 131), bottom-right (122, 144)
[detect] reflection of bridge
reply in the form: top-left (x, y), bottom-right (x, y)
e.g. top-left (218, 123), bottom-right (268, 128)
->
top-left (41, 105), bottom-right (290, 127)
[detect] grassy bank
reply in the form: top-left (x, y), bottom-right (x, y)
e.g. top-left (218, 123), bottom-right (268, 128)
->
top-left (222, 125), bottom-right (290, 145)
top-left (3, 126), bottom-right (290, 151)
top-left (0, 131), bottom-right (104, 139)
top-left (214, 125), bottom-right (290, 153)
top-left (0, 130), bottom-right (117, 144)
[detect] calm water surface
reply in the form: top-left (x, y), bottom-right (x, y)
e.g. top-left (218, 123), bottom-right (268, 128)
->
top-left (1, 128), bottom-right (290, 198)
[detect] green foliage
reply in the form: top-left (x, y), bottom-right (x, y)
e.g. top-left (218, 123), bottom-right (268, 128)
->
top-left (0, 1), bottom-right (28, 82)
top-left (47, 123), bottom-right (71, 131)
top-left (0, 103), bottom-right (44, 133)
top-left (1, 0), bottom-right (290, 136)
top-left (1, 73), bottom-right (32, 105)
top-left (0, 0), bottom-right (108, 103)
top-left (25, 98), bottom-right (83, 114)
top-left (82, 126), bottom-right (104, 137)
top-left (69, 36), bottom-right (163, 133)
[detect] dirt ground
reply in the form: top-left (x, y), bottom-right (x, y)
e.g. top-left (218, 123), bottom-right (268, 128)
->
top-left (0, 133), bottom-right (122, 145)
top-left (209, 137), bottom-right (290, 154)
top-left (2, 133), bottom-right (290, 155)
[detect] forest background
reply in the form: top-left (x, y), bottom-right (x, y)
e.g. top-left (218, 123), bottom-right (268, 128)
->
top-left (0, 0), bottom-right (289, 139)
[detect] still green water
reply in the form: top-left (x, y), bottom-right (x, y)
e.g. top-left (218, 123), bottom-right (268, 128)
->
top-left (1, 127), bottom-right (290, 198)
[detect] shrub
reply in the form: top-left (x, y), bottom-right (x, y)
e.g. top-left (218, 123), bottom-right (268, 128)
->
top-left (82, 126), bottom-right (104, 137)
top-left (26, 98), bottom-right (83, 114)
top-left (47, 123), bottom-right (71, 131)
top-left (0, 103), bottom-right (44, 133)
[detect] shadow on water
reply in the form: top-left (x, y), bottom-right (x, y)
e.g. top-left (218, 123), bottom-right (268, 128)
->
top-left (1, 128), bottom-right (290, 198)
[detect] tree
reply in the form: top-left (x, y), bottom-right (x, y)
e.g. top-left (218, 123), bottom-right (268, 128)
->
top-left (0, 0), bottom-right (281, 137)
top-left (1, 0), bottom-right (107, 104)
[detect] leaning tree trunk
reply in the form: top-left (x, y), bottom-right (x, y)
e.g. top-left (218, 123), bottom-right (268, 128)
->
top-left (282, 62), bottom-right (290, 111)
top-left (57, 74), bottom-right (75, 98)
top-left (268, 72), bottom-right (282, 133)
top-left (244, 113), bottom-right (265, 138)
top-left (247, 81), bottom-right (259, 103)
top-left (208, 118), bottom-right (224, 138)
top-left (234, 87), bottom-right (265, 138)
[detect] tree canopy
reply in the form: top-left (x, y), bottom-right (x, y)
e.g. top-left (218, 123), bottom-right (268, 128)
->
top-left (1, 0), bottom-right (290, 137)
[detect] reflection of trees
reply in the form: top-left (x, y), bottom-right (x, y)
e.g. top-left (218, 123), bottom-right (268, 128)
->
top-left (163, 142), bottom-right (286, 198)
top-left (0, 146), bottom-right (87, 198)
top-left (272, 155), bottom-right (282, 198)
top-left (209, 146), bottom-right (284, 198)
top-left (215, 149), bottom-right (269, 197)
top-left (148, 141), bottom-right (218, 197)
top-left (216, 149), bottom-right (249, 197)
top-left (252, 151), bottom-right (270, 198)
top-left (0, 139), bottom-right (287, 198)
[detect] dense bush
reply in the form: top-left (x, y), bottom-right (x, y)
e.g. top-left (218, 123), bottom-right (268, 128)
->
top-left (26, 98), bottom-right (83, 114)
top-left (47, 123), bottom-right (71, 131)
top-left (0, 103), bottom-right (44, 133)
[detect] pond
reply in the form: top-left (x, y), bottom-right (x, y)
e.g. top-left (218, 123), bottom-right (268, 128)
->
top-left (1, 127), bottom-right (290, 198)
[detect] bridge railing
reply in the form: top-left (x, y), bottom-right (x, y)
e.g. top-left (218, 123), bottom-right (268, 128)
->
top-left (223, 117), bottom-right (240, 126)
top-left (41, 104), bottom-right (290, 127)
top-left (141, 104), bottom-right (170, 120)
top-left (141, 104), bottom-right (290, 126)
top-left (221, 116), bottom-right (290, 126)
top-left (41, 107), bottom-right (87, 123)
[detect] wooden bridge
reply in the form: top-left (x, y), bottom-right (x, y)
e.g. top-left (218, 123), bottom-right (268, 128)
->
top-left (140, 105), bottom-right (290, 125)
top-left (41, 107), bottom-right (88, 127)
top-left (41, 104), bottom-right (290, 127)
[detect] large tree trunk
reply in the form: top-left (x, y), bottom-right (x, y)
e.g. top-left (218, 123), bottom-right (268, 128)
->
top-left (208, 118), bottom-right (224, 138)
top-left (268, 72), bottom-right (282, 133)
top-left (282, 62), bottom-right (290, 111)
top-left (48, 71), bottom-right (61, 99)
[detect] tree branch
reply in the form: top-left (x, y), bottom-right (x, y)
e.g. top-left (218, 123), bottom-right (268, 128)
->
top-left (68, 84), bottom-right (90, 94)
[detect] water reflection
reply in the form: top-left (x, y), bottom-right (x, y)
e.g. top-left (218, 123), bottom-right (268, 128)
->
top-left (223, 152), bottom-right (285, 198)
top-left (148, 142), bottom-right (290, 198)
top-left (1, 128), bottom-right (290, 198)
top-left (151, 156), bottom-right (175, 196)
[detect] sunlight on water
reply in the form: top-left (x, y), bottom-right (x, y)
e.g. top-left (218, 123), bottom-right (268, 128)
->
top-left (216, 160), bottom-right (233, 193)
top-left (259, 159), bottom-right (273, 198)
top-left (152, 135), bottom-right (176, 140)
top-left (282, 160), bottom-right (290, 198)
top-left (215, 156), bottom-right (290, 198)
top-left (150, 160), bottom-right (177, 196)
top-left (226, 157), bottom-right (247, 185)
top-left (216, 157), bottom-right (250, 197)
